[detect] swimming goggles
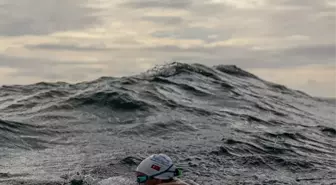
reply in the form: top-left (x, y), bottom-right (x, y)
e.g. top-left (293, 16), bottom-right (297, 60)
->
top-left (136, 164), bottom-right (182, 183)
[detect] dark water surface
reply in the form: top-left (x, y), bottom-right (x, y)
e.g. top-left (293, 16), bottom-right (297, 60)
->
top-left (0, 62), bottom-right (335, 185)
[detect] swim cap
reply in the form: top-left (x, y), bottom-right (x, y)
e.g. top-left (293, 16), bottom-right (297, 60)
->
top-left (136, 154), bottom-right (176, 180)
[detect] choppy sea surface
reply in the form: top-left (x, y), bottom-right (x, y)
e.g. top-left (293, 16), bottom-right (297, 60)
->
top-left (0, 62), bottom-right (335, 185)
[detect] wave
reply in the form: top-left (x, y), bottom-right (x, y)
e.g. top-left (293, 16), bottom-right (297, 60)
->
top-left (0, 62), bottom-right (335, 185)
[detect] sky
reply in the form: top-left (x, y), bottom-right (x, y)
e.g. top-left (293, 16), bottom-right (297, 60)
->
top-left (0, 0), bottom-right (335, 97)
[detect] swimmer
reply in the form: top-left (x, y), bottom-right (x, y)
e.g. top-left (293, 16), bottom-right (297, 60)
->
top-left (135, 154), bottom-right (189, 185)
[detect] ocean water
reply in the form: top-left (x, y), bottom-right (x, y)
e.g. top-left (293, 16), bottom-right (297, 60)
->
top-left (0, 62), bottom-right (335, 185)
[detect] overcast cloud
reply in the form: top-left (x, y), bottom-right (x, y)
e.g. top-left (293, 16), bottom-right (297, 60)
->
top-left (0, 0), bottom-right (335, 97)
